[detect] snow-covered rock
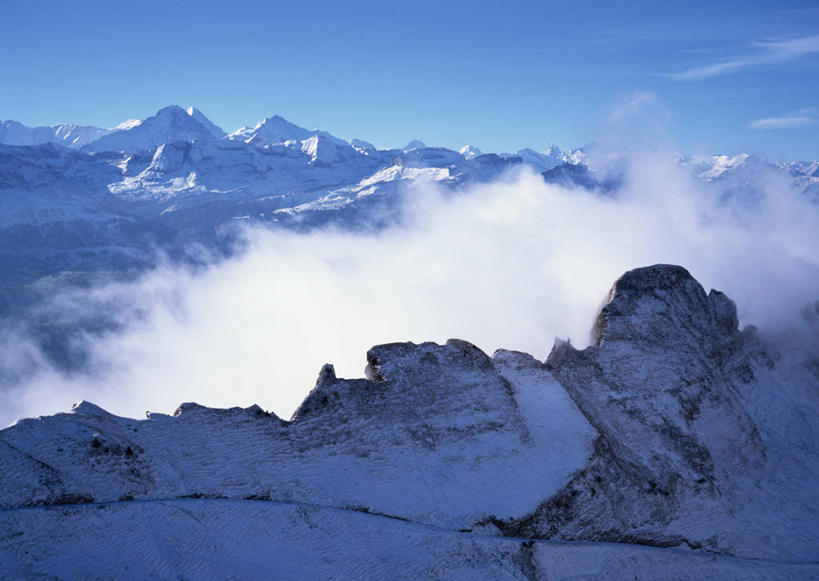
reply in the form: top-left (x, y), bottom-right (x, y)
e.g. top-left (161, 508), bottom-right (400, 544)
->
top-left (500, 146), bottom-right (577, 173)
top-left (228, 114), bottom-right (347, 149)
top-left (350, 137), bottom-right (377, 154)
top-left (185, 106), bottom-right (225, 139)
top-left (0, 265), bottom-right (817, 578)
top-left (459, 144), bottom-right (483, 159)
top-left (83, 105), bottom-right (222, 153)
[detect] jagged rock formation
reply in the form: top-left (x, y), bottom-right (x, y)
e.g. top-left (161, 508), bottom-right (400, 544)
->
top-left (0, 265), bottom-right (817, 579)
top-left (495, 267), bottom-right (775, 553)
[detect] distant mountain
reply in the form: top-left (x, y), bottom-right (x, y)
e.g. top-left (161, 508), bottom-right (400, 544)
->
top-left (350, 138), bottom-right (377, 153)
top-left (0, 104), bottom-right (815, 290)
top-left (403, 139), bottom-right (427, 151)
top-left (499, 146), bottom-right (573, 172)
top-left (0, 119), bottom-right (109, 148)
top-left (228, 114), bottom-right (314, 144)
top-left (185, 106), bottom-right (225, 139)
top-left (459, 144), bottom-right (483, 159)
top-left (227, 114), bottom-right (346, 148)
top-left (83, 105), bottom-right (223, 153)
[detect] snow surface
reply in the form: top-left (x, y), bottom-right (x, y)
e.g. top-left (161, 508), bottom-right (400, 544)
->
top-left (1, 499), bottom-right (814, 580)
top-left (0, 119), bottom-right (109, 148)
top-left (0, 265), bottom-right (817, 578)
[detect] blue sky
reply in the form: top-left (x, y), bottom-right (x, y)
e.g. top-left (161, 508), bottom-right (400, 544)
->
top-left (1, 0), bottom-right (817, 159)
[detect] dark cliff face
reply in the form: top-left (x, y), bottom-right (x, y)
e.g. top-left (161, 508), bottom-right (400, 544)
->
top-left (0, 264), bottom-right (817, 576)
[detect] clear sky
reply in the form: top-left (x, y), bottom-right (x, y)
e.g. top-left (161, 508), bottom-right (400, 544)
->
top-left (1, 0), bottom-right (818, 159)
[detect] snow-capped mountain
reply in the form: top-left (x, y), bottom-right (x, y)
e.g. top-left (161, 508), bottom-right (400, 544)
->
top-left (403, 139), bottom-right (427, 151)
top-left (0, 119), bottom-right (109, 148)
top-left (681, 153), bottom-right (819, 198)
top-left (83, 105), bottom-right (225, 153)
top-left (0, 104), bottom-right (816, 296)
top-left (1, 265), bottom-right (816, 578)
top-left (459, 144), bottom-right (483, 159)
top-left (228, 114), bottom-right (334, 146)
top-left (185, 106), bottom-right (226, 139)
top-left (500, 146), bottom-right (570, 172)
top-left (0, 107), bottom-right (818, 578)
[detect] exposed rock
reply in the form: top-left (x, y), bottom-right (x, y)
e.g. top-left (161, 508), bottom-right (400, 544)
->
top-left (500, 265), bottom-right (788, 558)
top-left (0, 264), bottom-right (817, 577)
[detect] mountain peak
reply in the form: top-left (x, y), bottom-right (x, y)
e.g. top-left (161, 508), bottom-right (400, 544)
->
top-left (230, 114), bottom-right (312, 145)
top-left (543, 144), bottom-right (563, 157)
top-left (229, 115), bottom-right (349, 151)
top-left (154, 105), bottom-right (189, 119)
top-left (183, 106), bottom-right (225, 139)
top-left (404, 139), bottom-right (427, 151)
top-left (590, 264), bottom-right (738, 348)
top-left (0, 119), bottom-right (109, 149)
top-left (459, 144), bottom-right (483, 159)
top-left (112, 118), bottom-right (142, 131)
top-left (83, 105), bottom-right (222, 153)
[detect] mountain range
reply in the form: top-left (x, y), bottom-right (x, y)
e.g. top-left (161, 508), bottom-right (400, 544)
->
top-left (1, 105), bottom-right (816, 292)
top-left (1, 109), bottom-right (818, 578)
top-left (0, 105), bottom-right (817, 380)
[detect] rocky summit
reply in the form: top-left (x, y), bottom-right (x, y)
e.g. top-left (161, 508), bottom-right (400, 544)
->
top-left (1, 264), bottom-right (817, 579)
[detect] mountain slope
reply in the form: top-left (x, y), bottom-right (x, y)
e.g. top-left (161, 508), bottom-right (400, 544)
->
top-left (0, 105), bottom-right (816, 303)
top-left (0, 119), bottom-right (109, 148)
top-left (0, 265), bottom-right (816, 578)
top-left (83, 105), bottom-right (222, 153)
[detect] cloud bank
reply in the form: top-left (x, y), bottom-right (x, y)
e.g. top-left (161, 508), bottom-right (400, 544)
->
top-left (1, 151), bottom-right (818, 427)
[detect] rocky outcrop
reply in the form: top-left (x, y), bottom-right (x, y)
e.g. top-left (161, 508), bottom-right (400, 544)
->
top-left (490, 266), bottom-right (774, 554)
top-left (1, 264), bottom-right (817, 577)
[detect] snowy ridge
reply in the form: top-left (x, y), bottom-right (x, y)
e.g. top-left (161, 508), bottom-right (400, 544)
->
top-left (83, 105), bottom-right (224, 153)
top-left (1, 265), bottom-right (817, 578)
top-left (0, 104), bottom-right (817, 294)
top-left (0, 119), bottom-right (109, 148)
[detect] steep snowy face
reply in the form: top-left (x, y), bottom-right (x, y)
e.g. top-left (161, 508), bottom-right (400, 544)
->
top-left (83, 105), bottom-right (222, 153)
top-left (559, 265), bottom-right (764, 489)
top-left (0, 143), bottom-right (121, 215)
top-left (185, 106), bottom-right (226, 139)
top-left (506, 264), bottom-right (812, 559)
top-left (226, 116), bottom-right (368, 168)
top-left (227, 114), bottom-right (348, 149)
top-left (459, 144), bottom-right (483, 160)
top-left (299, 134), bottom-right (368, 165)
top-left (499, 147), bottom-right (574, 173)
top-left (229, 114), bottom-right (314, 144)
top-left (350, 138), bottom-right (377, 154)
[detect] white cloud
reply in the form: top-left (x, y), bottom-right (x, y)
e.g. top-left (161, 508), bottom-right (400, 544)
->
top-left (749, 108), bottom-right (817, 129)
top-left (607, 90), bottom-right (659, 122)
top-left (1, 152), bottom-right (818, 428)
top-left (602, 90), bottom-right (671, 148)
top-left (672, 34), bottom-right (819, 81)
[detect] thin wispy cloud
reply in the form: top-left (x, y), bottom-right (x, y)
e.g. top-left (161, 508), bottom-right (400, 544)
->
top-left (749, 107), bottom-right (817, 130)
top-left (672, 34), bottom-right (819, 81)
